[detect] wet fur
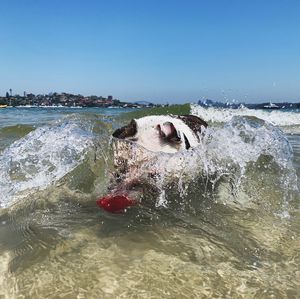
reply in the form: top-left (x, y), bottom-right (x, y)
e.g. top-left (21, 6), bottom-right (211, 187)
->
top-left (109, 114), bottom-right (208, 200)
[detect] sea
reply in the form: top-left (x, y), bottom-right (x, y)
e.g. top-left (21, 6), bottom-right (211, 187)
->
top-left (0, 105), bottom-right (299, 298)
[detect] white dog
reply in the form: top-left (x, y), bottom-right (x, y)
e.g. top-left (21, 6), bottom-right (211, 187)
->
top-left (97, 114), bottom-right (207, 212)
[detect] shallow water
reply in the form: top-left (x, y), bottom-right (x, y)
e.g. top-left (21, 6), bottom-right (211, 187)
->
top-left (0, 106), bottom-right (299, 298)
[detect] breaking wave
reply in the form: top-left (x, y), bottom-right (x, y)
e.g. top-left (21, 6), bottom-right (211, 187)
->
top-left (0, 120), bottom-right (94, 209)
top-left (191, 104), bottom-right (300, 129)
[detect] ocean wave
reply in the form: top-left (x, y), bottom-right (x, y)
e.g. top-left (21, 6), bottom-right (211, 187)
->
top-left (191, 104), bottom-right (300, 127)
top-left (0, 110), bottom-right (298, 213)
top-left (0, 120), bottom-right (94, 209)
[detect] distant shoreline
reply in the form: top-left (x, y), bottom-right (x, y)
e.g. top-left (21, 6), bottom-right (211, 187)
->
top-left (1, 92), bottom-right (300, 110)
top-left (0, 92), bottom-right (161, 109)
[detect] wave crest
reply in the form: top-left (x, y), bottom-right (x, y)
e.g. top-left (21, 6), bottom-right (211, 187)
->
top-left (191, 104), bottom-right (300, 128)
top-left (0, 121), bottom-right (93, 208)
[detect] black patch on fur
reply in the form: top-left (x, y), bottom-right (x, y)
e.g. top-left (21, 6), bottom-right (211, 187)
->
top-left (183, 134), bottom-right (191, 149)
top-left (112, 119), bottom-right (137, 139)
top-left (176, 115), bottom-right (208, 136)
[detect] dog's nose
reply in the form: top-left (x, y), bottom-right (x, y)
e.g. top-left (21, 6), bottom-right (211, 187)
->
top-left (156, 122), bottom-right (181, 145)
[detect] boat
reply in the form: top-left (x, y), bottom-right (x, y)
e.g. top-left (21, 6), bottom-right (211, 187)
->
top-left (263, 102), bottom-right (280, 109)
top-left (0, 104), bottom-right (8, 108)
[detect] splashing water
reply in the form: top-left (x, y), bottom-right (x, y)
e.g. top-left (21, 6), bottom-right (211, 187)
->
top-left (201, 117), bottom-right (298, 209)
top-left (115, 115), bottom-right (297, 212)
top-left (203, 116), bottom-right (293, 173)
top-left (0, 121), bottom-right (93, 209)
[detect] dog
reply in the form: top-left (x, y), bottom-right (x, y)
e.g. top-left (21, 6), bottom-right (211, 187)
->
top-left (97, 114), bottom-right (207, 212)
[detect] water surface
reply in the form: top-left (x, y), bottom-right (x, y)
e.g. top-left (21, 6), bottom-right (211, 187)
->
top-left (0, 105), bottom-right (299, 298)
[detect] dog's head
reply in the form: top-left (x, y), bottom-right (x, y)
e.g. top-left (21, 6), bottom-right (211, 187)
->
top-left (112, 115), bottom-right (207, 154)
top-left (98, 115), bottom-right (208, 212)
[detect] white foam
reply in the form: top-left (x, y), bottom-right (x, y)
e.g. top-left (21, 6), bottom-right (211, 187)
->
top-left (0, 121), bottom-right (93, 208)
top-left (191, 104), bottom-right (300, 127)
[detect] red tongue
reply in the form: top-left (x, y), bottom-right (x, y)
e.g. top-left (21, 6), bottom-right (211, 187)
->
top-left (96, 194), bottom-right (137, 213)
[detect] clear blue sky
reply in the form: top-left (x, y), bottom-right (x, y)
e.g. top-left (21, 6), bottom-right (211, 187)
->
top-left (1, 0), bottom-right (300, 103)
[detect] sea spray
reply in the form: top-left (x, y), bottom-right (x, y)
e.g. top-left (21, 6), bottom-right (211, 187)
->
top-left (0, 120), bottom-right (93, 209)
top-left (200, 116), bottom-right (298, 212)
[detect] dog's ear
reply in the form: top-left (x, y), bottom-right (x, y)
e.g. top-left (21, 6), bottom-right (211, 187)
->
top-left (113, 119), bottom-right (137, 139)
top-left (177, 115), bottom-right (208, 134)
